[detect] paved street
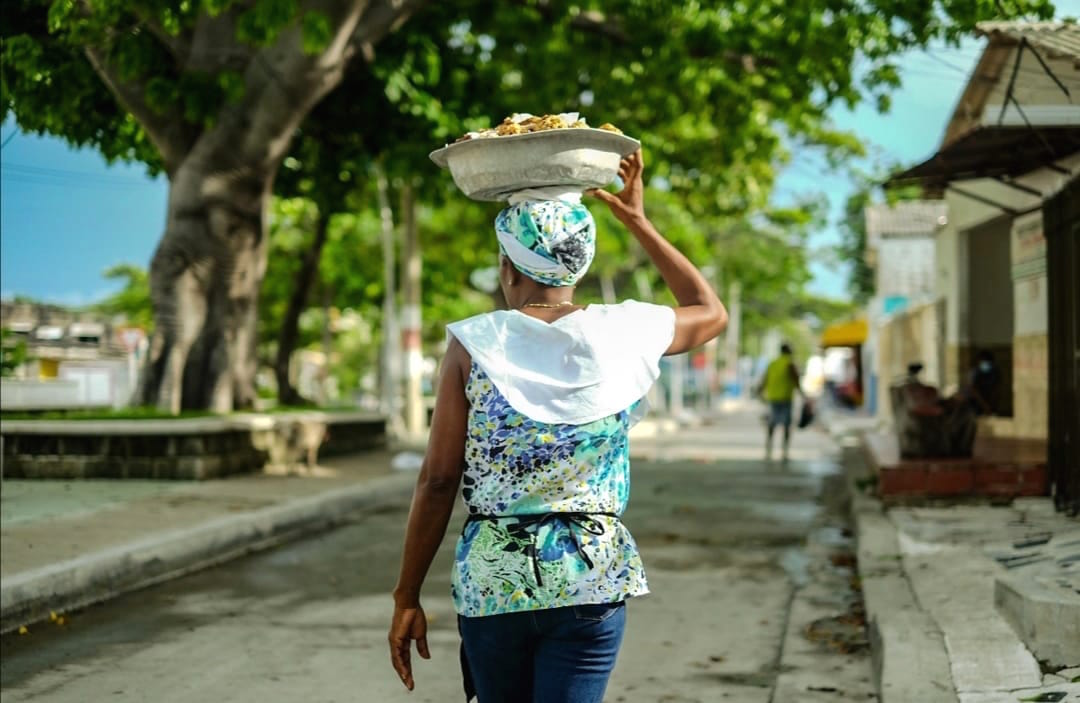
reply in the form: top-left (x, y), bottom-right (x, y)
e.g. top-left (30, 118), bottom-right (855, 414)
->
top-left (0, 410), bottom-right (874, 702)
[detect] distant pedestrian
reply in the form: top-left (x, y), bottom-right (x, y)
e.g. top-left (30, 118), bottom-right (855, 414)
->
top-left (759, 343), bottom-right (807, 461)
top-left (388, 150), bottom-right (728, 702)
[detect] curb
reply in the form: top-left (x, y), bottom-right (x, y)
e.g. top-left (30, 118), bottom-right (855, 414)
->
top-left (842, 447), bottom-right (958, 703)
top-left (0, 472), bottom-right (416, 634)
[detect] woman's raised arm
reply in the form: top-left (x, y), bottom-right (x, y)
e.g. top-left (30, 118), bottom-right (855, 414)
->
top-left (588, 151), bottom-right (728, 354)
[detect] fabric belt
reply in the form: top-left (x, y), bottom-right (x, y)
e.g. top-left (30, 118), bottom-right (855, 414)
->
top-left (464, 511), bottom-right (618, 587)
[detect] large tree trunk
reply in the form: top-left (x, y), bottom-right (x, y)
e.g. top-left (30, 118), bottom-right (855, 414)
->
top-left (273, 209), bottom-right (331, 406)
top-left (137, 160), bottom-right (272, 413)
top-left (100, 0), bottom-right (428, 413)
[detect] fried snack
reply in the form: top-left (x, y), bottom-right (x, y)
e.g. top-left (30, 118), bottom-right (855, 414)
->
top-left (495, 121), bottom-right (525, 136)
top-left (457, 114), bottom-right (619, 141)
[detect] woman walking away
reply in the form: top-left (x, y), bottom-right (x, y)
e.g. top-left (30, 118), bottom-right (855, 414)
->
top-left (388, 150), bottom-right (728, 703)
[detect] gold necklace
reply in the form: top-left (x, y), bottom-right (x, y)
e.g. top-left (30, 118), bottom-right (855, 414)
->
top-left (521, 301), bottom-right (575, 309)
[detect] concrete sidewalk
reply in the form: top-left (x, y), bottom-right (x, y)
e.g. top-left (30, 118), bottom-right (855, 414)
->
top-left (0, 449), bottom-right (418, 634)
top-left (838, 427), bottom-right (1080, 703)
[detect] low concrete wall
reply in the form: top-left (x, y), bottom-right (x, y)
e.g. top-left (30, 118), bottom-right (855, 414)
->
top-left (995, 574), bottom-right (1080, 669)
top-left (0, 411), bottom-right (386, 480)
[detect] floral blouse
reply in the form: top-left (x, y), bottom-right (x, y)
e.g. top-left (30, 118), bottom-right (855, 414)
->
top-left (451, 362), bottom-right (649, 618)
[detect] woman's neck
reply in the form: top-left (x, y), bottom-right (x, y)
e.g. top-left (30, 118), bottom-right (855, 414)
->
top-left (508, 286), bottom-right (574, 310)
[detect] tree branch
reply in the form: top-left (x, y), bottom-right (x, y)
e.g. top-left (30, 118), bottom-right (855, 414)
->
top-left (523, 1), bottom-right (771, 71)
top-left (520, 1), bottom-right (628, 45)
top-left (186, 12), bottom-right (252, 73)
top-left (569, 10), bottom-right (628, 44)
top-left (83, 45), bottom-right (196, 173)
top-left (201, 0), bottom-right (426, 170)
top-left (132, 11), bottom-right (193, 66)
top-left (348, 0), bottom-right (430, 62)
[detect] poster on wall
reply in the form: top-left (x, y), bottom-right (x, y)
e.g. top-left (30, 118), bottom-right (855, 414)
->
top-left (1011, 211), bottom-right (1048, 338)
top-left (1011, 211), bottom-right (1046, 280)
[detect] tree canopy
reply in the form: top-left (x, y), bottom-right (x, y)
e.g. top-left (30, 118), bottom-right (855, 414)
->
top-left (2, 0), bottom-right (1057, 408)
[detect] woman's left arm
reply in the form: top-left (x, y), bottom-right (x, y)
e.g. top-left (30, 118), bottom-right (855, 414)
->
top-left (389, 338), bottom-right (470, 690)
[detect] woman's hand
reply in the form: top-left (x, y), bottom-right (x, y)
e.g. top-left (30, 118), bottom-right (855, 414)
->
top-left (588, 150), bottom-right (646, 224)
top-left (389, 604), bottom-right (430, 690)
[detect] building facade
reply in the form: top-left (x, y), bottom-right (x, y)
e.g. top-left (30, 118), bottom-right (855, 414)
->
top-left (890, 21), bottom-right (1080, 508)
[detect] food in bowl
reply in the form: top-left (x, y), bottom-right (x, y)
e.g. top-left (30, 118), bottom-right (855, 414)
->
top-left (430, 119), bottom-right (640, 202)
top-left (454, 113), bottom-right (622, 143)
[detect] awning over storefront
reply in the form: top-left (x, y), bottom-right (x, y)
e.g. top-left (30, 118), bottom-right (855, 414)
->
top-left (889, 125), bottom-right (1080, 192)
top-left (821, 319), bottom-right (868, 348)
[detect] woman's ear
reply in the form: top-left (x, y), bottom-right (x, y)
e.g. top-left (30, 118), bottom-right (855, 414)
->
top-left (500, 256), bottom-right (517, 287)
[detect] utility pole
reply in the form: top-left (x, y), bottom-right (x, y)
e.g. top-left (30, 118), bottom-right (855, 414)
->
top-left (600, 274), bottom-right (617, 304)
top-left (725, 281), bottom-right (742, 395)
top-left (400, 180), bottom-right (425, 438)
top-left (320, 283), bottom-right (333, 405)
top-left (375, 162), bottom-right (401, 434)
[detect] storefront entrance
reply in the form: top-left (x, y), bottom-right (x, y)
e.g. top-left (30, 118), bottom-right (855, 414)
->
top-left (1045, 176), bottom-right (1079, 514)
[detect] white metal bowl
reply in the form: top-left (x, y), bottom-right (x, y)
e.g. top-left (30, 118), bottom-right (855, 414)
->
top-left (430, 128), bottom-right (641, 202)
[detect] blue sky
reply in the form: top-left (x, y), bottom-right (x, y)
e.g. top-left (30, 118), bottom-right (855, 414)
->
top-left (780, 38), bottom-right (985, 297)
top-left (2, 6), bottom-right (1077, 305)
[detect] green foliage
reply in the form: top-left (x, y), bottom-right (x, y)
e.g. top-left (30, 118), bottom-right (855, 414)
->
top-left (838, 176), bottom-right (926, 305)
top-left (301, 11), bottom-right (332, 54)
top-left (0, 406), bottom-right (216, 420)
top-left (2, 2), bottom-right (163, 170)
top-left (354, 0), bottom-right (1052, 213)
top-left (0, 0), bottom-right (317, 170)
top-left (1, 329), bottom-right (30, 377)
top-left (266, 0), bottom-right (1055, 370)
top-left (237, 0), bottom-right (300, 45)
top-left (260, 196), bottom-right (386, 396)
top-left (95, 263), bottom-right (154, 330)
top-left (1, 0), bottom-right (1058, 396)
top-left (839, 185), bottom-right (877, 306)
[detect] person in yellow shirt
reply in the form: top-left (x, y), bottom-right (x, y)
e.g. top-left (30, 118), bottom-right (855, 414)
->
top-left (759, 343), bottom-right (807, 461)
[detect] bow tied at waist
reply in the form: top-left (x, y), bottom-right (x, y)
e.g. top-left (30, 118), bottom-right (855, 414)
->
top-left (465, 512), bottom-right (618, 587)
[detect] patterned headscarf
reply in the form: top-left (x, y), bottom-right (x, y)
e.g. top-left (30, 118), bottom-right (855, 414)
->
top-left (494, 200), bottom-right (596, 287)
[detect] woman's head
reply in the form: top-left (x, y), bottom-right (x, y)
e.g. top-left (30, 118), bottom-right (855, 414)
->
top-left (494, 200), bottom-right (596, 293)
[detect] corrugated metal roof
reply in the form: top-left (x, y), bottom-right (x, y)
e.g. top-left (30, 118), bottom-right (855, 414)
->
top-left (865, 201), bottom-right (948, 240)
top-left (976, 21), bottom-right (1080, 65)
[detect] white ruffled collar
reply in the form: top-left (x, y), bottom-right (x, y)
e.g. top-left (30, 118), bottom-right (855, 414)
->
top-left (446, 302), bottom-right (674, 425)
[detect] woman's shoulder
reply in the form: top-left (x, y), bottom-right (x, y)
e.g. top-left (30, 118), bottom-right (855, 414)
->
top-left (589, 299), bottom-right (670, 315)
top-left (446, 310), bottom-right (513, 337)
top-left (587, 300), bottom-right (676, 328)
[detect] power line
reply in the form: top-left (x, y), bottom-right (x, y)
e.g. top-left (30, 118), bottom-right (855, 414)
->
top-left (1, 174), bottom-right (154, 190)
top-left (918, 50), bottom-right (970, 75)
top-left (2, 161), bottom-right (151, 181)
top-left (0, 165), bottom-right (158, 190)
top-left (905, 55), bottom-right (1057, 79)
top-left (0, 132), bottom-right (16, 150)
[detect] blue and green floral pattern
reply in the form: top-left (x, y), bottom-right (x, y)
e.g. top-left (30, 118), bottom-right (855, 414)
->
top-left (451, 363), bottom-right (649, 617)
top-left (494, 200), bottom-right (596, 287)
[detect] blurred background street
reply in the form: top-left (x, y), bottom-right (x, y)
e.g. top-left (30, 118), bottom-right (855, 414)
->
top-left (2, 1), bottom-right (1078, 701)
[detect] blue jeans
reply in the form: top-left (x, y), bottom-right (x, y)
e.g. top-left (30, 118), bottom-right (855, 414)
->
top-left (459, 601), bottom-right (626, 703)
